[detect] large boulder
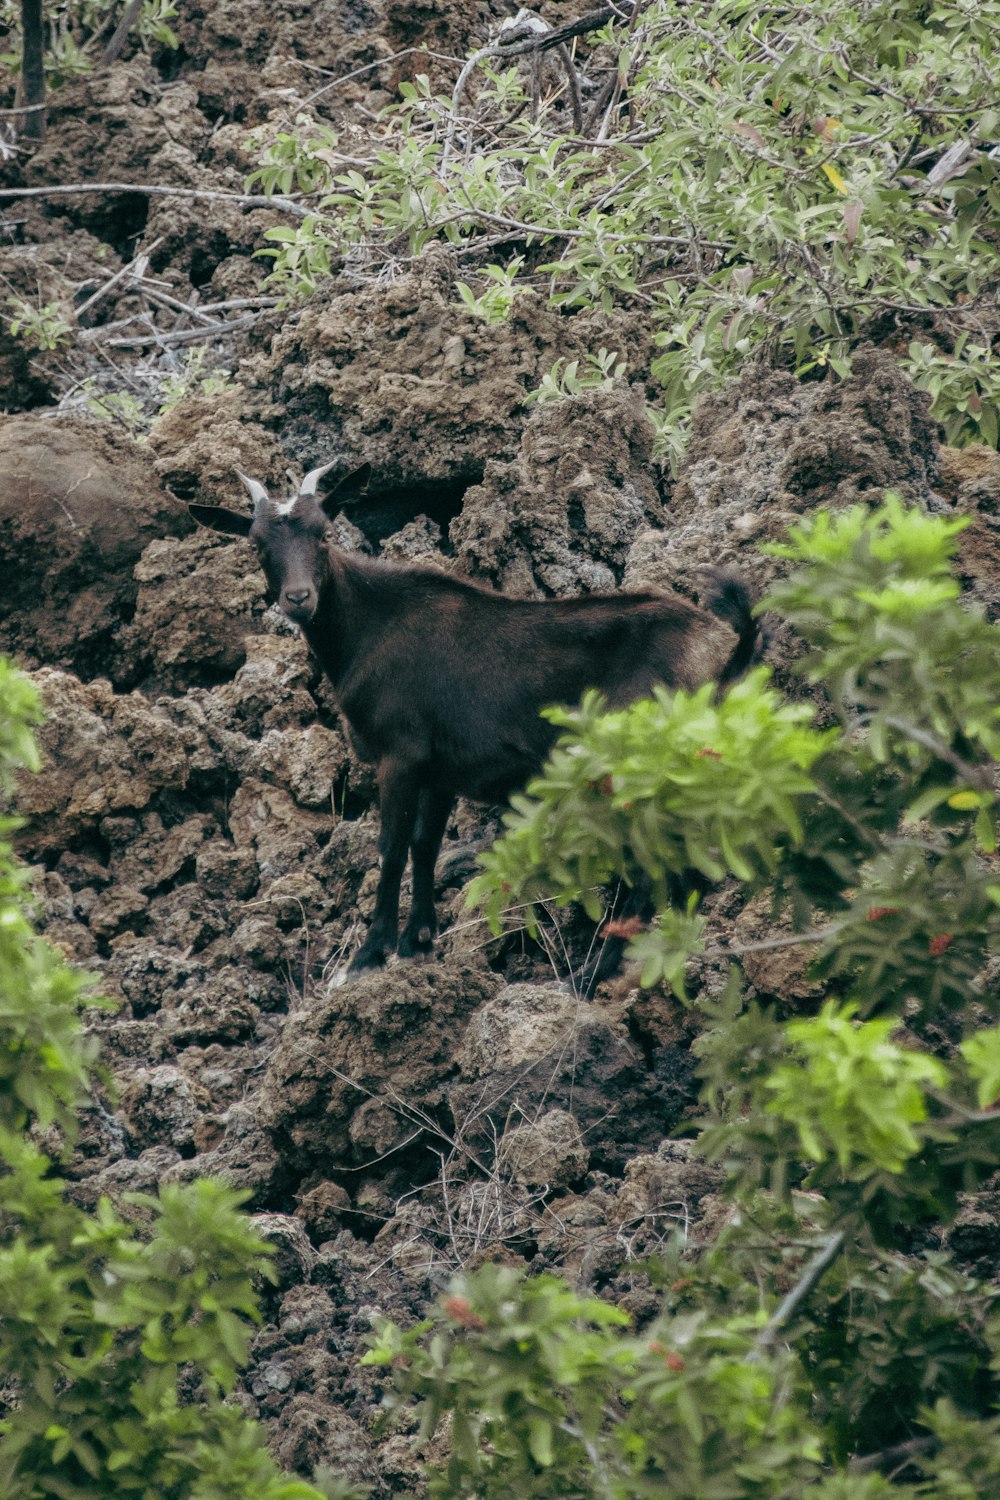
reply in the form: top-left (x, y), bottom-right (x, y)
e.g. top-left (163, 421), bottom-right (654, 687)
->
top-left (0, 415), bottom-right (189, 678)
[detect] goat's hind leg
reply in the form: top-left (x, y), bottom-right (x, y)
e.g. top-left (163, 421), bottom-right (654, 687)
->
top-left (349, 759), bottom-right (421, 974)
top-left (399, 785), bottom-right (454, 958)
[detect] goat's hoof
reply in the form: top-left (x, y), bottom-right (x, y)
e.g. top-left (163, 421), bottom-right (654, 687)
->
top-left (398, 924), bottom-right (436, 959)
top-left (347, 943), bottom-right (389, 975)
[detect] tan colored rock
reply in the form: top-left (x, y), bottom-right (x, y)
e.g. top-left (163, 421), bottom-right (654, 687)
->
top-left (0, 415), bottom-right (187, 675)
top-left (497, 1107), bottom-right (589, 1189)
top-left (452, 383), bottom-right (663, 597)
top-left (123, 531), bottom-right (267, 690)
top-left (457, 983), bottom-right (585, 1075)
top-left (15, 669), bottom-right (198, 856)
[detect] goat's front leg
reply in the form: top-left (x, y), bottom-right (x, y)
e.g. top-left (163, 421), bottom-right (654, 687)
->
top-left (399, 785), bottom-right (454, 958)
top-left (349, 759), bottom-right (421, 974)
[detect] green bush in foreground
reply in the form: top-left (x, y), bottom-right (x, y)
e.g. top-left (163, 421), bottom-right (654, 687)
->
top-left (365, 498), bottom-right (1000, 1494)
top-left (0, 661), bottom-right (332, 1499)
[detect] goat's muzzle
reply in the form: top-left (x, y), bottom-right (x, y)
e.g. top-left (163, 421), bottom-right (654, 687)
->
top-left (282, 587), bottom-right (316, 623)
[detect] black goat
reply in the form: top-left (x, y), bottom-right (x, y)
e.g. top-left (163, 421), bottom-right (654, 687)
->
top-left (190, 462), bottom-right (760, 976)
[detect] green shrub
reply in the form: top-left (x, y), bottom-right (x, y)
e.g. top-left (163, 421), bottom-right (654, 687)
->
top-left (367, 497), bottom-right (1000, 1494)
top-left (0, 664), bottom-right (336, 1500)
top-left (0, 0), bottom-right (178, 85)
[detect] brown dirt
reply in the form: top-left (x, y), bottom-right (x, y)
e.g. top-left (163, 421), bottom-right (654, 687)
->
top-left (244, 251), bottom-right (652, 503)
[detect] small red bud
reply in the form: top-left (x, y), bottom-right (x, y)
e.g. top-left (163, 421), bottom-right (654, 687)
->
top-left (601, 916), bottom-right (647, 939)
top-left (929, 933), bottom-right (954, 957)
top-left (866, 906), bottom-right (897, 922)
top-left (648, 1341), bottom-right (684, 1370)
top-left (443, 1297), bottom-right (486, 1330)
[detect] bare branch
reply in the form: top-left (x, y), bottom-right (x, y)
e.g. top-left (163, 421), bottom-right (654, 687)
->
top-left (102, 316), bottom-right (257, 349)
top-left (443, 3), bottom-right (637, 161)
top-left (750, 1231), bottom-right (846, 1360)
top-left (701, 923), bottom-right (842, 962)
top-left (139, 284), bottom-right (221, 328)
top-left (299, 47), bottom-right (469, 109)
top-left (883, 715), bottom-right (996, 794)
top-left (73, 240), bottom-right (162, 321)
top-left (849, 1436), bottom-right (936, 1476)
top-left (100, 0), bottom-right (145, 67)
top-left (0, 183), bottom-right (311, 217)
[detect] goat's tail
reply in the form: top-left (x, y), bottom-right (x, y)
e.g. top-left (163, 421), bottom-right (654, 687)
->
top-left (700, 568), bottom-right (764, 685)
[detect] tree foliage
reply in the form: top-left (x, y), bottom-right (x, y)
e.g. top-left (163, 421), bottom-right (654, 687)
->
top-left (0, 665), bottom-right (334, 1500)
top-left (366, 497), bottom-right (1000, 1494)
top-left (248, 0), bottom-right (1000, 462)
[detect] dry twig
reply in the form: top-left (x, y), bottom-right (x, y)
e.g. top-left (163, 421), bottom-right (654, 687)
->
top-left (0, 182), bottom-right (310, 217)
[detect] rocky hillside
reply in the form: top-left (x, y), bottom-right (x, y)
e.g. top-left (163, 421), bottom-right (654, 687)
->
top-left (4, 3), bottom-right (1000, 1490)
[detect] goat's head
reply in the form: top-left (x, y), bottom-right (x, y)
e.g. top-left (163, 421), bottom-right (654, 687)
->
top-left (189, 461), bottom-right (371, 624)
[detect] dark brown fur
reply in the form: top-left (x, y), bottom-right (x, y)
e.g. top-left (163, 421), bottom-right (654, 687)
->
top-left (190, 464), bottom-right (760, 976)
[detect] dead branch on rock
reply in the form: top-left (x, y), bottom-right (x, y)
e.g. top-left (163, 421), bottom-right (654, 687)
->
top-left (68, 240), bottom-right (278, 356)
top-left (99, 0), bottom-right (145, 67)
top-left (139, 284), bottom-right (222, 329)
top-left (101, 316), bottom-right (258, 350)
top-left (75, 293), bottom-right (276, 348)
top-left (0, 182), bottom-right (311, 217)
top-left (73, 239), bottom-right (162, 321)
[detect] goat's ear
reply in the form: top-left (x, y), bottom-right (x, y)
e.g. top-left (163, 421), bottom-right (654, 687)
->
top-left (188, 503), bottom-right (253, 537)
top-left (320, 461), bottom-right (372, 517)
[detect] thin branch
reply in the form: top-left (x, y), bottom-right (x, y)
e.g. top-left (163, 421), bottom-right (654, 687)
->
top-left (299, 47), bottom-right (469, 109)
top-left (933, 1095), bottom-right (1000, 1128)
top-left (849, 1436), bottom-right (936, 1475)
top-left (0, 183), bottom-right (311, 217)
top-left (750, 1231), bottom-right (846, 1360)
top-left (701, 923), bottom-right (842, 962)
top-left (139, 283), bottom-right (221, 327)
top-left (102, 315), bottom-right (257, 349)
top-left (100, 0), bottom-right (144, 67)
top-left (193, 295), bottom-right (280, 313)
top-left (444, 3), bottom-right (639, 162)
top-left (443, 46), bottom-right (497, 164)
top-left (73, 239), bottom-right (162, 321)
top-left (882, 715), bottom-right (996, 793)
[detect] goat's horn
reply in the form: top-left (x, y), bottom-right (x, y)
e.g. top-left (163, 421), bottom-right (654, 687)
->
top-left (299, 460), bottom-right (339, 497)
top-left (234, 470), bottom-right (269, 508)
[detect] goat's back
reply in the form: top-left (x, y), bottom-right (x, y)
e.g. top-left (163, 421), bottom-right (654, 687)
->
top-left (328, 563), bottom-right (739, 801)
